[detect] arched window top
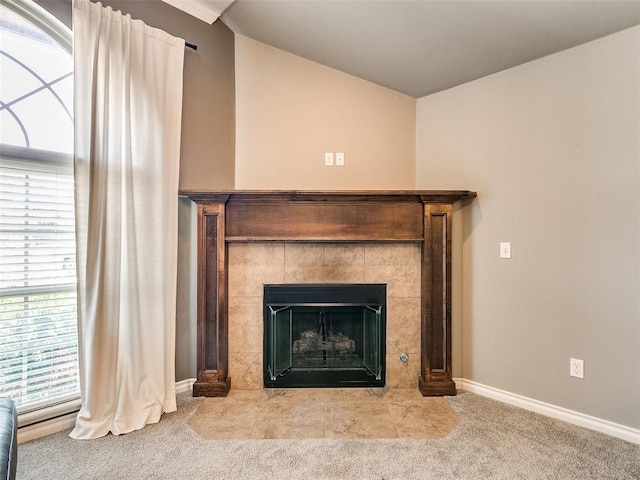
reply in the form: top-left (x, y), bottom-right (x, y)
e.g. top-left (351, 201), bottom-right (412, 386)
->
top-left (0, 1), bottom-right (73, 154)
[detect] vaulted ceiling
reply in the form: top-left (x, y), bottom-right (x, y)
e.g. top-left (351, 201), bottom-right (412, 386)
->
top-left (164, 0), bottom-right (640, 98)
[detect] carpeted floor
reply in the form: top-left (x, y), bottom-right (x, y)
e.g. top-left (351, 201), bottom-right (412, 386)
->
top-left (17, 390), bottom-right (640, 480)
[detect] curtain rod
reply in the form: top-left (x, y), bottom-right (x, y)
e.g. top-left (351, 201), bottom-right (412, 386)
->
top-left (185, 42), bottom-right (198, 51)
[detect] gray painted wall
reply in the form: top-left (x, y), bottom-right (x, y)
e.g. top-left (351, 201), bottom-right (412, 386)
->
top-left (416, 26), bottom-right (640, 429)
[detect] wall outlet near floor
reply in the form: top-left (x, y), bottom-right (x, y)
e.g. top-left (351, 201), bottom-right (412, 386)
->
top-left (570, 358), bottom-right (584, 379)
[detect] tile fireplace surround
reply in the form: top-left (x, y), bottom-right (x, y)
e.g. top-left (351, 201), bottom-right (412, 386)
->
top-left (229, 242), bottom-right (420, 389)
top-left (179, 190), bottom-right (476, 397)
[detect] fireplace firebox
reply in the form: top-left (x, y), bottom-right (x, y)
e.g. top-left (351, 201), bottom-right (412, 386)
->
top-left (263, 284), bottom-right (386, 388)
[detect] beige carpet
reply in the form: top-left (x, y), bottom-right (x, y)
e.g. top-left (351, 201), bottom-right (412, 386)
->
top-left (17, 390), bottom-right (640, 480)
top-left (188, 388), bottom-right (459, 439)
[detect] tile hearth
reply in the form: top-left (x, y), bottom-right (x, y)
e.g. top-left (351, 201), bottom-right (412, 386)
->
top-left (188, 388), bottom-right (459, 440)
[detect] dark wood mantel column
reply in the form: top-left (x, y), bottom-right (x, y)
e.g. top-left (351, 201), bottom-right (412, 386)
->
top-left (181, 190), bottom-right (476, 397)
top-left (419, 202), bottom-right (455, 396)
top-left (193, 197), bottom-right (231, 397)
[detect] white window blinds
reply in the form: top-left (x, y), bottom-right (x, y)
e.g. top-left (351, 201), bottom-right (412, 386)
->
top-left (0, 153), bottom-right (80, 413)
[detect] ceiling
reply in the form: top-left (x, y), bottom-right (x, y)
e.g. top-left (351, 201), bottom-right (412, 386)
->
top-left (167, 0), bottom-right (640, 98)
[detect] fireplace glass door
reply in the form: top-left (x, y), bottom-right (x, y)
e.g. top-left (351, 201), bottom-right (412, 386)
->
top-left (264, 284), bottom-right (385, 388)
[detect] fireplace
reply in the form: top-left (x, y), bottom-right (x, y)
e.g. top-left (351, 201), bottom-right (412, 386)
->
top-left (263, 284), bottom-right (386, 388)
top-left (179, 190), bottom-right (476, 397)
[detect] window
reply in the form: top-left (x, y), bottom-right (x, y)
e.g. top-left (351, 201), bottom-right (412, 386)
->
top-left (0, 0), bottom-right (79, 422)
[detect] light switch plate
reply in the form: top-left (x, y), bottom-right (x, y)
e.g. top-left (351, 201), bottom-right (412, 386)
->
top-left (499, 242), bottom-right (511, 259)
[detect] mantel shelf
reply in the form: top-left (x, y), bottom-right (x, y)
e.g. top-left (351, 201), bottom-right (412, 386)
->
top-left (180, 189), bottom-right (477, 205)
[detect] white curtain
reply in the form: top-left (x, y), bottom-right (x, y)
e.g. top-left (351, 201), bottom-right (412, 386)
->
top-left (71, 0), bottom-right (185, 439)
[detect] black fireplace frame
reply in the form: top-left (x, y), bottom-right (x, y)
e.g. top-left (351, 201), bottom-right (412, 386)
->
top-left (263, 284), bottom-right (386, 388)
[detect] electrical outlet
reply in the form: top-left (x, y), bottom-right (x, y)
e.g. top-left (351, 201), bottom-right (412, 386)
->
top-left (570, 358), bottom-right (584, 379)
top-left (335, 152), bottom-right (345, 166)
top-left (324, 152), bottom-right (334, 166)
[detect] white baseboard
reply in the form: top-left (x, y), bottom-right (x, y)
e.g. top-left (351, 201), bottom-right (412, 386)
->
top-left (18, 378), bottom-right (197, 444)
top-left (17, 412), bottom-right (77, 444)
top-left (175, 377), bottom-right (196, 394)
top-left (454, 378), bottom-right (640, 445)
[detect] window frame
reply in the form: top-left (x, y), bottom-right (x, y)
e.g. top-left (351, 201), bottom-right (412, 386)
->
top-left (0, 0), bottom-right (80, 428)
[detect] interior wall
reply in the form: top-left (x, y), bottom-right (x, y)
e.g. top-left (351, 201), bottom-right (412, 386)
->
top-left (234, 36), bottom-right (416, 190)
top-left (416, 27), bottom-right (640, 429)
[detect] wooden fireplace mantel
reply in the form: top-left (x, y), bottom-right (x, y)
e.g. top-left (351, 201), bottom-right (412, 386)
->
top-left (179, 190), bottom-right (476, 397)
